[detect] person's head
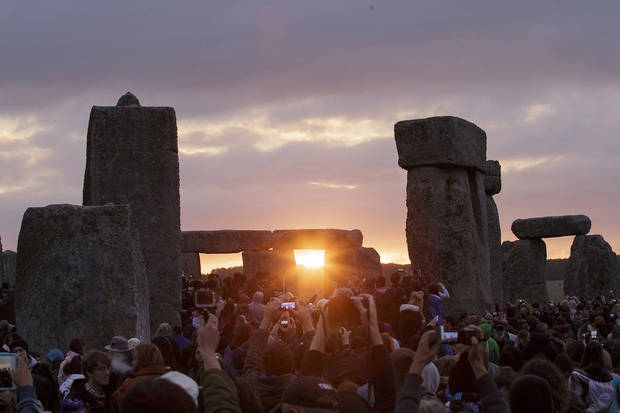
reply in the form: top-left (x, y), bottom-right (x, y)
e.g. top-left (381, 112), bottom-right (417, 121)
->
top-left (83, 351), bottom-right (111, 388)
top-left (522, 358), bottom-right (567, 413)
top-left (69, 338), bottom-right (86, 355)
top-left (151, 336), bottom-right (177, 369)
top-left (566, 340), bottom-right (585, 364)
top-left (376, 276), bottom-right (385, 288)
top-left (154, 323), bottom-right (173, 338)
top-left (63, 354), bottom-right (83, 376)
top-left (8, 339), bottom-right (29, 362)
top-left (0, 390), bottom-right (17, 413)
top-left (390, 272), bottom-right (401, 286)
top-left (428, 283), bottom-right (440, 296)
top-left (121, 378), bottom-right (196, 413)
top-left (581, 341), bottom-right (606, 373)
top-left (509, 374), bottom-right (553, 413)
top-left (418, 399), bottom-right (445, 413)
top-left (263, 342), bottom-right (294, 376)
top-left (252, 291), bottom-right (264, 304)
top-left (281, 376), bottom-right (339, 413)
top-left (491, 322), bottom-right (506, 342)
top-left (493, 366), bottom-right (520, 401)
top-left (398, 310), bottom-right (422, 344)
top-left (499, 345), bottom-right (524, 372)
top-left (133, 344), bottom-right (165, 371)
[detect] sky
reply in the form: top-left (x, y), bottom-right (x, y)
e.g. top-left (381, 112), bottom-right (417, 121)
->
top-left (1, 1), bottom-right (619, 272)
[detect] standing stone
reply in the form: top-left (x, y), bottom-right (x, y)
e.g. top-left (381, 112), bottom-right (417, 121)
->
top-left (564, 235), bottom-right (620, 299)
top-left (83, 94), bottom-right (181, 330)
top-left (242, 249), bottom-right (296, 279)
top-left (484, 160), bottom-right (503, 305)
top-left (16, 204), bottom-right (149, 352)
top-left (501, 239), bottom-right (548, 303)
top-left (395, 116), bottom-right (492, 313)
top-left (325, 247), bottom-right (382, 285)
top-left (182, 253), bottom-right (201, 278)
top-left (1, 251), bottom-right (16, 288)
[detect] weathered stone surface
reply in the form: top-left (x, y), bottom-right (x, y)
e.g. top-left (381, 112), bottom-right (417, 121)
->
top-left (1, 251), bottom-right (16, 288)
top-left (487, 196), bottom-right (503, 304)
top-left (501, 239), bottom-right (548, 303)
top-left (182, 253), bottom-right (201, 278)
top-left (183, 230), bottom-right (273, 253)
top-left (511, 215), bottom-right (591, 239)
top-left (564, 235), bottom-right (620, 299)
top-left (116, 91), bottom-right (140, 107)
top-left (483, 160), bottom-right (501, 195)
top-left (271, 229), bottom-right (363, 249)
top-left (405, 166), bottom-right (492, 313)
top-left (83, 98), bottom-right (181, 330)
top-left (16, 204), bottom-right (149, 353)
top-left (325, 247), bottom-right (382, 284)
top-left (242, 249), bottom-right (296, 279)
top-left (395, 116), bottom-right (487, 171)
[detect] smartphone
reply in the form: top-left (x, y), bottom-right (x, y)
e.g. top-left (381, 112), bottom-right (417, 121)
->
top-left (0, 353), bottom-right (17, 391)
top-left (591, 330), bottom-right (598, 339)
top-left (281, 302), bottom-right (296, 310)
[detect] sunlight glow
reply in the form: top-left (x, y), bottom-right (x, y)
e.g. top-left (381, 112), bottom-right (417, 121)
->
top-left (294, 250), bottom-right (325, 268)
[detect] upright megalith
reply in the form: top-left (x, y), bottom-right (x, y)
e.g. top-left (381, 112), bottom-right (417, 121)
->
top-left (484, 160), bottom-right (503, 305)
top-left (511, 215), bottom-right (591, 239)
top-left (395, 116), bottom-right (492, 313)
top-left (182, 253), bottom-right (201, 278)
top-left (564, 235), bottom-right (620, 299)
top-left (83, 93), bottom-right (181, 330)
top-left (1, 251), bottom-right (16, 288)
top-left (325, 247), bottom-right (382, 284)
top-left (241, 249), bottom-right (296, 280)
top-left (16, 204), bottom-right (149, 352)
top-left (501, 239), bottom-right (548, 303)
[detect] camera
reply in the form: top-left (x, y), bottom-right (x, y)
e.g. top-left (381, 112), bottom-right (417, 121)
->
top-left (194, 288), bottom-right (216, 317)
top-left (441, 327), bottom-right (482, 345)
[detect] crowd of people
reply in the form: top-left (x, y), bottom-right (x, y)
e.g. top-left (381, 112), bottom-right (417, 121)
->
top-left (1, 270), bottom-right (620, 413)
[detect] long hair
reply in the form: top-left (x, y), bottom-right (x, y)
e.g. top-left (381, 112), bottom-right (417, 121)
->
top-left (133, 344), bottom-right (165, 371)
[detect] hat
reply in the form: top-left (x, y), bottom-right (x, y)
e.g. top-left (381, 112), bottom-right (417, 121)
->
top-left (9, 338), bottom-right (28, 353)
top-left (283, 376), bottom-right (339, 411)
top-left (104, 336), bottom-right (131, 352)
top-left (160, 371), bottom-right (199, 406)
top-left (46, 348), bottom-right (64, 362)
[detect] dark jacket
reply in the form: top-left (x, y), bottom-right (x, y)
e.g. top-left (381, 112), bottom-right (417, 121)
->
top-left (30, 360), bottom-right (59, 413)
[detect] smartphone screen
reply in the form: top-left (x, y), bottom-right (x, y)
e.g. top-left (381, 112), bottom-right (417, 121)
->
top-left (281, 302), bottom-right (296, 310)
top-left (0, 353), bottom-right (17, 390)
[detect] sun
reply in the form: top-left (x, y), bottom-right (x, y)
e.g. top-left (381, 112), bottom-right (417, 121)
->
top-left (294, 250), bottom-right (325, 268)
